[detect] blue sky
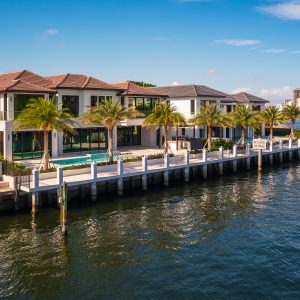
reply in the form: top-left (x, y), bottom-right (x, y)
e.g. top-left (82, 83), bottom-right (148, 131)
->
top-left (0, 0), bottom-right (300, 103)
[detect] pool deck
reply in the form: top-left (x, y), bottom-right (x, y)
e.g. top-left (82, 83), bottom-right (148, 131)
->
top-left (22, 146), bottom-right (183, 168)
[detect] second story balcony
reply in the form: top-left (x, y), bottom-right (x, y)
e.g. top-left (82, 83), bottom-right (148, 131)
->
top-left (128, 97), bottom-right (160, 117)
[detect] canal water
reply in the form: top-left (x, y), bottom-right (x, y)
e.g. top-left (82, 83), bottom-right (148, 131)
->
top-left (0, 165), bottom-right (299, 299)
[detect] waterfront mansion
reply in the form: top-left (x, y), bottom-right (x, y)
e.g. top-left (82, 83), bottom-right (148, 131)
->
top-left (0, 70), bottom-right (268, 161)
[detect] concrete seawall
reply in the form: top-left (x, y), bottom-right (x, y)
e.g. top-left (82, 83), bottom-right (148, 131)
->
top-left (5, 144), bottom-right (300, 213)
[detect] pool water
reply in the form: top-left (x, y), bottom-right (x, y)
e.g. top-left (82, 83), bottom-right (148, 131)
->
top-left (52, 153), bottom-right (115, 166)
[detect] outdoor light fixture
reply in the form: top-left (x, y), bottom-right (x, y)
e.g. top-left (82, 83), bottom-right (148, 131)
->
top-left (7, 134), bottom-right (10, 141)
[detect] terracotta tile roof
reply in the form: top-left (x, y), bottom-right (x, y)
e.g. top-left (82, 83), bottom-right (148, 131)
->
top-left (45, 73), bottom-right (123, 91)
top-left (229, 92), bottom-right (269, 104)
top-left (0, 70), bottom-right (56, 93)
top-left (149, 84), bottom-right (228, 98)
top-left (112, 82), bottom-right (167, 97)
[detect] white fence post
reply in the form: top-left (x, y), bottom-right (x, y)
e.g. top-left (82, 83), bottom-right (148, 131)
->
top-left (142, 156), bottom-right (148, 191)
top-left (233, 145), bottom-right (237, 158)
top-left (57, 166), bottom-right (64, 204)
top-left (117, 159), bottom-right (124, 196)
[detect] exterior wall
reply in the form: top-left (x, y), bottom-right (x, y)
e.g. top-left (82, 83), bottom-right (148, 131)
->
top-left (141, 127), bottom-right (157, 147)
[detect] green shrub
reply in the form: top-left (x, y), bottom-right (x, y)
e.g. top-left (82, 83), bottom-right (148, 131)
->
top-left (210, 139), bottom-right (233, 151)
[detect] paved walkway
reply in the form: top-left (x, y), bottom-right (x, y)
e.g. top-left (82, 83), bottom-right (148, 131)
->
top-left (23, 143), bottom-right (299, 192)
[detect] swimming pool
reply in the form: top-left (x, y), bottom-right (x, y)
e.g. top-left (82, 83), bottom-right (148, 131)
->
top-left (52, 153), bottom-right (116, 166)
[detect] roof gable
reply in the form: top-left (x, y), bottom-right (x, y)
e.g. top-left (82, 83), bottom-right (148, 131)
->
top-left (149, 84), bottom-right (227, 98)
top-left (112, 81), bottom-right (167, 97)
top-left (45, 73), bottom-right (122, 91)
top-left (0, 70), bottom-right (56, 93)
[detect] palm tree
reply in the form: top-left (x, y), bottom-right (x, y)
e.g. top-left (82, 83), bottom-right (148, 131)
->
top-left (282, 103), bottom-right (300, 139)
top-left (189, 103), bottom-right (223, 151)
top-left (14, 97), bottom-right (76, 171)
top-left (229, 105), bottom-right (258, 145)
top-left (81, 98), bottom-right (143, 163)
top-left (260, 105), bottom-right (284, 143)
top-left (143, 103), bottom-right (186, 154)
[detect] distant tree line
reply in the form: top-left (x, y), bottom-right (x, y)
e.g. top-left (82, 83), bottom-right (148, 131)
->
top-left (128, 80), bottom-right (157, 87)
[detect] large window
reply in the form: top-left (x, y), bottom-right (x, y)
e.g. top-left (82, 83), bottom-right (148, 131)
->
top-left (63, 127), bottom-right (107, 153)
top-left (127, 97), bottom-right (160, 114)
top-left (62, 95), bottom-right (79, 117)
top-left (190, 100), bottom-right (195, 114)
top-left (14, 94), bottom-right (43, 117)
top-left (117, 126), bottom-right (141, 146)
top-left (91, 95), bottom-right (113, 107)
top-left (13, 131), bottom-right (51, 160)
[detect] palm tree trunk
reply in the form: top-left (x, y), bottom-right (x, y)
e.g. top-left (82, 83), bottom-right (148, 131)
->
top-left (108, 127), bottom-right (114, 163)
top-left (43, 129), bottom-right (49, 171)
top-left (207, 126), bottom-right (212, 151)
top-left (270, 126), bottom-right (273, 144)
top-left (241, 127), bottom-right (245, 145)
top-left (291, 121), bottom-right (295, 139)
top-left (164, 125), bottom-right (168, 154)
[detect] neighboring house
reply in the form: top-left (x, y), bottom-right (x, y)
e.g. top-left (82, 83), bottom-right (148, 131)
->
top-left (149, 84), bottom-right (230, 140)
top-left (224, 92), bottom-right (269, 141)
top-left (149, 86), bottom-right (269, 143)
top-left (0, 70), bottom-right (56, 160)
top-left (111, 81), bottom-right (167, 148)
top-left (44, 73), bottom-right (123, 157)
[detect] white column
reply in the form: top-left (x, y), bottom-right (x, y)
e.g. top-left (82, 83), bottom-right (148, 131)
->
top-left (232, 145), bottom-right (237, 157)
top-left (289, 139), bottom-right (292, 149)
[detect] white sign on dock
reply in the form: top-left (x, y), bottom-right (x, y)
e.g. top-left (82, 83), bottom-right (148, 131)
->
top-left (252, 139), bottom-right (267, 150)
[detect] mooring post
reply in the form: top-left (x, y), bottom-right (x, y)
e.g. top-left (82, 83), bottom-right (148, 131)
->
top-left (117, 159), bottom-right (124, 196)
top-left (184, 150), bottom-right (190, 182)
top-left (202, 148), bottom-right (208, 178)
top-left (279, 140), bottom-right (283, 162)
top-left (232, 145), bottom-right (237, 172)
top-left (246, 144), bottom-right (251, 170)
top-left (142, 155), bottom-right (148, 191)
top-left (219, 147), bottom-right (224, 175)
top-left (258, 149), bottom-right (262, 172)
top-left (164, 154), bottom-right (169, 186)
top-left (32, 168), bottom-right (39, 215)
top-left (90, 161), bottom-right (97, 201)
top-left (61, 181), bottom-right (68, 235)
top-left (57, 166), bottom-right (63, 206)
top-left (289, 139), bottom-right (293, 161)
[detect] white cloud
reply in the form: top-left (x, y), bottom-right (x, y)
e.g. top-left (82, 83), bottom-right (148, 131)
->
top-left (231, 87), bottom-right (252, 94)
top-left (172, 81), bottom-right (180, 86)
top-left (216, 39), bottom-right (261, 47)
top-left (205, 68), bottom-right (217, 76)
top-left (290, 50), bottom-right (300, 54)
top-left (262, 48), bottom-right (286, 54)
top-left (259, 86), bottom-right (293, 103)
top-left (257, 1), bottom-right (300, 20)
top-left (45, 28), bottom-right (59, 36)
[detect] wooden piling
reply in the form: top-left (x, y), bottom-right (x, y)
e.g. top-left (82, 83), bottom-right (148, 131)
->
top-left (60, 182), bottom-right (68, 235)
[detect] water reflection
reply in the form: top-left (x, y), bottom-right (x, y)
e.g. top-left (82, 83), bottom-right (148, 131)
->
top-left (0, 165), bottom-right (300, 299)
